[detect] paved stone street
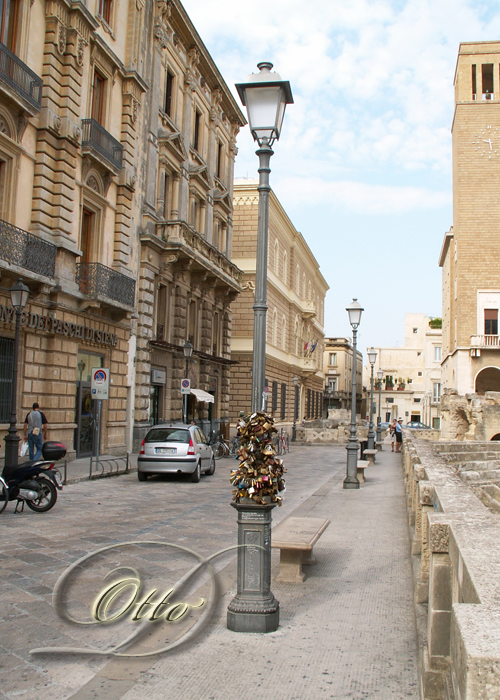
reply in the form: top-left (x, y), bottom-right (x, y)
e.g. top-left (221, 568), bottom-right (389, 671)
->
top-left (0, 444), bottom-right (418, 699)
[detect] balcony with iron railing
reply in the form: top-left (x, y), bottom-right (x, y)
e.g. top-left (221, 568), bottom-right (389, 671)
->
top-left (0, 42), bottom-right (42, 113)
top-left (81, 119), bottom-right (123, 173)
top-left (0, 219), bottom-right (56, 278)
top-left (76, 262), bottom-right (135, 310)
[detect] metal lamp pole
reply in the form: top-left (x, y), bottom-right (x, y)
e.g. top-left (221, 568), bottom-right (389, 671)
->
top-left (183, 340), bottom-right (193, 424)
top-left (292, 375), bottom-right (299, 441)
top-left (236, 63), bottom-right (293, 413)
top-left (344, 299), bottom-right (363, 490)
top-left (376, 367), bottom-right (383, 445)
top-left (229, 63), bottom-right (293, 635)
top-left (366, 348), bottom-right (377, 450)
top-left (4, 279), bottom-right (30, 468)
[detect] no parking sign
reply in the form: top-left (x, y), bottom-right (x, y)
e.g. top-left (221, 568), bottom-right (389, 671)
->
top-left (91, 368), bottom-right (110, 400)
top-left (181, 378), bottom-right (191, 395)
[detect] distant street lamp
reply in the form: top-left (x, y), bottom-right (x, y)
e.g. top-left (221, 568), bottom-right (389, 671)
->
top-left (183, 340), bottom-right (193, 424)
top-left (366, 348), bottom-right (377, 450)
top-left (344, 299), bottom-right (363, 489)
top-left (292, 376), bottom-right (299, 441)
top-left (376, 368), bottom-right (384, 445)
top-left (236, 63), bottom-right (293, 412)
top-left (4, 279), bottom-right (30, 468)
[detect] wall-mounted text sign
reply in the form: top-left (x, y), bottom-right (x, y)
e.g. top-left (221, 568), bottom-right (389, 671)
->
top-left (0, 305), bottom-right (118, 347)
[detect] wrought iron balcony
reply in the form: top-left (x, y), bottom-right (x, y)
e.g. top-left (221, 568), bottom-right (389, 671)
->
top-left (76, 262), bottom-right (135, 308)
top-left (81, 118), bottom-right (123, 172)
top-left (0, 219), bottom-right (56, 277)
top-left (0, 42), bottom-right (42, 112)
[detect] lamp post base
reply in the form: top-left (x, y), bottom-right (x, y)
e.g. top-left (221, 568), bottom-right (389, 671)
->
top-left (344, 440), bottom-right (360, 490)
top-left (343, 475), bottom-right (360, 489)
top-left (227, 501), bottom-right (279, 633)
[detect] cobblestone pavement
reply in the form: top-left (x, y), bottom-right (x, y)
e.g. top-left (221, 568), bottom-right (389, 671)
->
top-left (0, 443), bottom-right (418, 699)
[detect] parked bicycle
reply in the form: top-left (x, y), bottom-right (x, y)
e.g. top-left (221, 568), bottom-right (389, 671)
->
top-left (274, 429), bottom-right (290, 455)
top-left (212, 435), bottom-right (239, 459)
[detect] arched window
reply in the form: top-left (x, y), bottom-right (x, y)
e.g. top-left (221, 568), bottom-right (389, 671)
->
top-left (283, 251), bottom-right (287, 285)
top-left (294, 317), bottom-right (300, 355)
top-left (274, 239), bottom-right (279, 275)
top-left (282, 315), bottom-right (287, 351)
top-left (272, 308), bottom-right (278, 346)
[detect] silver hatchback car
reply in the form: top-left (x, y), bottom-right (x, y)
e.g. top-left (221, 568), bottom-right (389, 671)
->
top-left (137, 424), bottom-right (215, 482)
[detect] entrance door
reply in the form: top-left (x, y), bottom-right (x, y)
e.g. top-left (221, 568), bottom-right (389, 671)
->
top-left (75, 382), bottom-right (94, 457)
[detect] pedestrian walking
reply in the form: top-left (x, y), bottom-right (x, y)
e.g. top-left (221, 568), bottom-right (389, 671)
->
top-left (395, 417), bottom-right (403, 453)
top-left (23, 403), bottom-right (48, 461)
top-left (389, 418), bottom-right (397, 452)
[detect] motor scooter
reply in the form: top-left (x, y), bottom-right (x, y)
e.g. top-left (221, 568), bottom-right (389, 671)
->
top-left (0, 441), bottom-right (66, 514)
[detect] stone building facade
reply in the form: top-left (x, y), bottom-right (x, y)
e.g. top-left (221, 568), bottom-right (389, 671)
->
top-left (0, 0), bottom-right (245, 463)
top-left (133, 1), bottom-right (245, 446)
top-left (0, 0), bottom-right (146, 462)
top-left (440, 42), bottom-right (500, 397)
top-left (229, 180), bottom-right (328, 429)
top-left (371, 314), bottom-right (442, 428)
top-left (323, 337), bottom-right (363, 415)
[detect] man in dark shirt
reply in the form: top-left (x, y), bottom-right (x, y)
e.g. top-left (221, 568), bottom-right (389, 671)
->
top-left (23, 403), bottom-right (48, 461)
top-left (395, 418), bottom-right (403, 453)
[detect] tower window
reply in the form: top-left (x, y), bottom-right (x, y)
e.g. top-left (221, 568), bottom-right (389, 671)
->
top-left (485, 309), bottom-right (498, 335)
top-left (472, 64), bottom-right (477, 99)
top-left (482, 63), bottom-right (494, 99)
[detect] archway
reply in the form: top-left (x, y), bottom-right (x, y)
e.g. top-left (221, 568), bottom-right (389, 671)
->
top-left (491, 434), bottom-right (500, 441)
top-left (475, 367), bottom-right (500, 394)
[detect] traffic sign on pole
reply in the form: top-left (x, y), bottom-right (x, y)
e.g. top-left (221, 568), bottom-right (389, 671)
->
top-left (181, 378), bottom-right (191, 395)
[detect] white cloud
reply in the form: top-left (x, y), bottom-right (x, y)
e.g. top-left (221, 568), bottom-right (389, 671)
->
top-left (277, 176), bottom-right (451, 214)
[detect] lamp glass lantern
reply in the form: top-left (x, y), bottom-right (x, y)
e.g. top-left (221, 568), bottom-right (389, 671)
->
top-left (292, 376), bottom-right (299, 387)
top-left (236, 62), bottom-right (293, 146)
top-left (367, 347), bottom-right (377, 366)
top-left (377, 368), bottom-right (384, 381)
top-left (346, 298), bottom-right (363, 329)
top-left (183, 341), bottom-right (194, 360)
top-left (9, 279), bottom-right (29, 310)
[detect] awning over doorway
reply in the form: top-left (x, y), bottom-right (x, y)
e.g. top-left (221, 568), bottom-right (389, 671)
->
top-left (190, 388), bottom-right (215, 403)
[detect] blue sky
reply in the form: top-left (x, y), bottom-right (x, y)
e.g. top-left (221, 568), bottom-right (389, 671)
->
top-left (182, 0), bottom-right (500, 353)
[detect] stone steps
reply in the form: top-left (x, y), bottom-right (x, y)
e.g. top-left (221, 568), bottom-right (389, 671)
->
top-left (441, 451), bottom-right (500, 463)
top-left (436, 442), bottom-right (500, 454)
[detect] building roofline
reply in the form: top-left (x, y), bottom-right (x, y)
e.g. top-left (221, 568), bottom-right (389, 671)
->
top-left (439, 228), bottom-right (454, 267)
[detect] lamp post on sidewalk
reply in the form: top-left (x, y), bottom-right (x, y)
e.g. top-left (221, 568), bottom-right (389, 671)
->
top-left (236, 63), bottom-right (293, 413)
top-left (292, 375), bottom-right (299, 441)
top-left (228, 63), bottom-right (293, 634)
top-left (183, 340), bottom-right (193, 424)
top-left (4, 279), bottom-right (30, 469)
top-left (366, 347), bottom-right (377, 450)
top-left (344, 299), bottom-right (363, 490)
top-left (376, 367), bottom-right (384, 445)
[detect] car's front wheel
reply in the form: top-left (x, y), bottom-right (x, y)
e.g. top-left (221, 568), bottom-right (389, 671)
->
top-left (206, 456), bottom-right (215, 476)
top-left (190, 461), bottom-right (201, 483)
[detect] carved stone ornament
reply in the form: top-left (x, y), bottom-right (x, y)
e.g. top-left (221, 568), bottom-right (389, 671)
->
top-left (17, 112), bottom-right (30, 141)
top-left (157, 0), bottom-right (172, 21)
top-left (419, 481), bottom-right (434, 506)
top-left (184, 68), bottom-right (197, 92)
top-left (73, 125), bottom-right (81, 143)
top-left (53, 115), bottom-right (62, 134)
top-left (132, 99), bottom-right (140, 124)
top-left (154, 18), bottom-right (168, 49)
top-left (241, 281), bottom-right (256, 292)
top-left (77, 38), bottom-right (86, 67)
top-left (58, 23), bottom-right (67, 55)
top-left (429, 519), bottom-right (450, 553)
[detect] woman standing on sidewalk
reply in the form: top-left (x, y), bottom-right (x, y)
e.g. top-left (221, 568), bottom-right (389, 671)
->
top-left (395, 418), bottom-right (403, 453)
top-left (389, 418), bottom-right (397, 452)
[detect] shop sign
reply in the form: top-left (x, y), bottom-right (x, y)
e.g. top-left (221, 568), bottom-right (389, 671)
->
top-left (151, 369), bottom-right (166, 385)
top-left (0, 305), bottom-right (118, 347)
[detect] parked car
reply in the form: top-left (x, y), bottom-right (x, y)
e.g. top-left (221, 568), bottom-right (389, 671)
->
top-left (137, 424), bottom-right (215, 482)
top-left (405, 421), bottom-right (431, 429)
top-left (378, 422), bottom-right (390, 431)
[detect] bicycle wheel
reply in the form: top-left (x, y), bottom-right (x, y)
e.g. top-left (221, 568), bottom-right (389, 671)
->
top-left (0, 477), bottom-right (8, 514)
top-left (213, 442), bottom-right (225, 460)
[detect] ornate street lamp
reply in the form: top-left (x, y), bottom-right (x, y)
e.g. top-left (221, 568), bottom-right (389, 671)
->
top-left (236, 63), bottom-right (293, 412)
top-left (292, 376), bottom-right (299, 441)
top-left (183, 340), bottom-right (193, 424)
top-left (228, 65), bottom-right (293, 635)
top-left (4, 279), bottom-right (30, 468)
top-left (376, 368), bottom-right (384, 445)
top-left (344, 299), bottom-right (363, 489)
top-left (366, 347), bottom-right (377, 450)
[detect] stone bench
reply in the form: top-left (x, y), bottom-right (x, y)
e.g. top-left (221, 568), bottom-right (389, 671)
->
top-left (363, 449), bottom-right (377, 465)
top-left (376, 441), bottom-right (383, 451)
top-left (357, 459), bottom-right (369, 483)
top-left (272, 516), bottom-right (330, 583)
